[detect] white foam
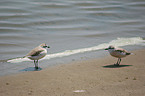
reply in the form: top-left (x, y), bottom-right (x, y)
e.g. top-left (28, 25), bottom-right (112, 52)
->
top-left (73, 90), bottom-right (86, 93)
top-left (7, 57), bottom-right (30, 63)
top-left (7, 37), bottom-right (145, 63)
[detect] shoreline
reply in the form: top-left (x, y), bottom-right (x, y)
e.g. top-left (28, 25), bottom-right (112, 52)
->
top-left (0, 49), bottom-right (145, 96)
top-left (1, 37), bottom-right (144, 77)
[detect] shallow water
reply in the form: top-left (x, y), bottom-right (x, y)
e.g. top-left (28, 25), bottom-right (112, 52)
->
top-left (0, 0), bottom-right (145, 76)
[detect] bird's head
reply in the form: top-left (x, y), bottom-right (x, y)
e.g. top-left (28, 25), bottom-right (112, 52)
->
top-left (105, 45), bottom-right (115, 50)
top-left (40, 43), bottom-right (50, 48)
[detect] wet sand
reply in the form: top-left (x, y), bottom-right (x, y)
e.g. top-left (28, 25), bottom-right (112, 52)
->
top-left (0, 49), bottom-right (145, 96)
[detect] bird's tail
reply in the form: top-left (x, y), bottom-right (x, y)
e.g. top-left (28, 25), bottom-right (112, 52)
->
top-left (126, 52), bottom-right (134, 55)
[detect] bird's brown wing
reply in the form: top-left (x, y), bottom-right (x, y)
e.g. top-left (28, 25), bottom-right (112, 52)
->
top-left (115, 48), bottom-right (128, 53)
top-left (30, 50), bottom-right (44, 56)
top-left (26, 47), bottom-right (44, 57)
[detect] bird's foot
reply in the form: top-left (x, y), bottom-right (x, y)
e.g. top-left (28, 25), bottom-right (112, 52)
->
top-left (114, 63), bottom-right (119, 66)
top-left (35, 66), bottom-right (39, 70)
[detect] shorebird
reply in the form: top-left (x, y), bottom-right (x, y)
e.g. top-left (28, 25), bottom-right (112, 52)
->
top-left (25, 43), bottom-right (50, 69)
top-left (105, 45), bottom-right (132, 66)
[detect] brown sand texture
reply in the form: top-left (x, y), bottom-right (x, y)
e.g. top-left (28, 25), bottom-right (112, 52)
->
top-left (0, 49), bottom-right (145, 96)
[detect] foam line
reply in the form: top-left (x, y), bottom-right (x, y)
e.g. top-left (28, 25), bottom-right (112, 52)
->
top-left (7, 37), bottom-right (145, 63)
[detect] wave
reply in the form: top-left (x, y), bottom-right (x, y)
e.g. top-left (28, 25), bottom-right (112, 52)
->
top-left (7, 37), bottom-right (145, 63)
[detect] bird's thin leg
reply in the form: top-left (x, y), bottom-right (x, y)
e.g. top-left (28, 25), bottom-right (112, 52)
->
top-left (35, 60), bottom-right (39, 69)
top-left (34, 60), bottom-right (36, 68)
top-left (115, 58), bottom-right (120, 66)
top-left (34, 60), bottom-right (38, 69)
top-left (118, 58), bottom-right (121, 65)
top-left (116, 58), bottom-right (121, 66)
top-left (37, 60), bottom-right (39, 67)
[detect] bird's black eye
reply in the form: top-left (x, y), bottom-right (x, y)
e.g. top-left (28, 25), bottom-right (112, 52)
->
top-left (43, 46), bottom-right (47, 48)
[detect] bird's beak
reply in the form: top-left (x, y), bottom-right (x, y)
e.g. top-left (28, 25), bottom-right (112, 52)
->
top-left (105, 48), bottom-right (108, 50)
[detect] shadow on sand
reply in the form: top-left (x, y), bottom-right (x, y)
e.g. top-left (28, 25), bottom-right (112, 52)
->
top-left (20, 67), bottom-right (42, 72)
top-left (103, 64), bottom-right (132, 68)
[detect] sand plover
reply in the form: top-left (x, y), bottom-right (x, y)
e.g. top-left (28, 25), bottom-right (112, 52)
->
top-left (105, 45), bottom-right (132, 66)
top-left (25, 43), bottom-right (50, 69)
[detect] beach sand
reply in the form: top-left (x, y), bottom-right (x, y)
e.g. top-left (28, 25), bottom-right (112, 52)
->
top-left (0, 49), bottom-right (145, 96)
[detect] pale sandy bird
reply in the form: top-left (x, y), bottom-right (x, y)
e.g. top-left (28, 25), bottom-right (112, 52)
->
top-left (25, 43), bottom-right (50, 69)
top-left (105, 45), bottom-right (132, 66)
